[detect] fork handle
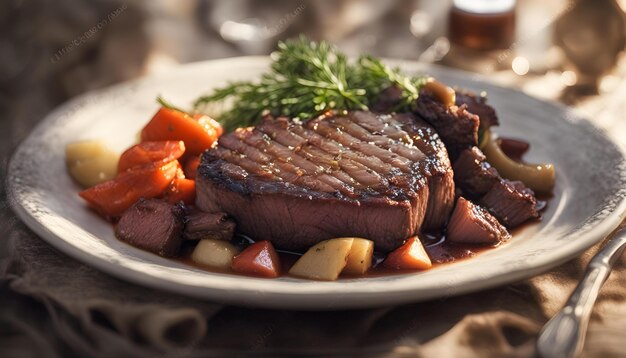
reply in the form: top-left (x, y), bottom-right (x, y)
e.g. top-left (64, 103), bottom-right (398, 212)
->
top-left (536, 227), bottom-right (626, 358)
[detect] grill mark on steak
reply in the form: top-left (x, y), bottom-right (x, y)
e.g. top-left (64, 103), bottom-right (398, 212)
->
top-left (197, 111), bottom-right (455, 252)
top-left (218, 133), bottom-right (272, 164)
top-left (229, 130), bottom-right (349, 194)
top-left (307, 118), bottom-right (413, 172)
top-left (296, 130), bottom-right (389, 189)
top-left (332, 115), bottom-right (426, 162)
top-left (258, 119), bottom-right (369, 192)
top-left (213, 147), bottom-right (274, 180)
top-left (241, 130), bottom-right (320, 174)
top-left (338, 111), bottom-right (456, 231)
top-left (256, 117), bottom-right (304, 149)
top-left (384, 114), bottom-right (456, 230)
top-left (258, 121), bottom-right (381, 195)
top-left (288, 125), bottom-right (392, 188)
top-left (219, 137), bottom-right (324, 193)
top-left (235, 129), bottom-right (359, 194)
top-left (379, 114), bottom-right (442, 162)
top-left (297, 145), bottom-right (381, 191)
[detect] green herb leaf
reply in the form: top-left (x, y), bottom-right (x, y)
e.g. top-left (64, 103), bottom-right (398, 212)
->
top-left (193, 36), bottom-right (426, 132)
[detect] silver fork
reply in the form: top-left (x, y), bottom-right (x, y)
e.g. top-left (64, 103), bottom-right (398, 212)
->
top-left (536, 226), bottom-right (626, 358)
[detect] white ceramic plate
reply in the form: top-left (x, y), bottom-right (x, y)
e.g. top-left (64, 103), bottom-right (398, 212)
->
top-left (8, 57), bottom-right (626, 310)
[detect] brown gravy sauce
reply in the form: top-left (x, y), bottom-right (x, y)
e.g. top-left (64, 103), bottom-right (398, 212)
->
top-left (174, 217), bottom-right (542, 279)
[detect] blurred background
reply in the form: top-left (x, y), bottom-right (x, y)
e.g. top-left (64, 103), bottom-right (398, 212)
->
top-left (1, 0), bottom-right (626, 160)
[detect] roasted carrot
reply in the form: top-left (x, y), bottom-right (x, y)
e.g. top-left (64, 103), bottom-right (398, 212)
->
top-left (183, 155), bottom-right (201, 179)
top-left (164, 177), bottom-right (196, 205)
top-left (232, 241), bottom-right (281, 278)
top-left (193, 114), bottom-right (223, 137)
top-left (141, 108), bottom-right (221, 155)
top-left (118, 141), bottom-right (185, 173)
top-left (79, 160), bottom-right (179, 218)
top-left (383, 236), bottom-right (432, 270)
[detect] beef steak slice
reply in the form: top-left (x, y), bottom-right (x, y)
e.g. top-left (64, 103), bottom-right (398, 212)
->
top-left (196, 111), bottom-right (455, 252)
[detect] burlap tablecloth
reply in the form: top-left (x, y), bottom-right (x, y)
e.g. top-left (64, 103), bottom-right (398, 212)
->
top-left (1, 198), bottom-right (625, 357)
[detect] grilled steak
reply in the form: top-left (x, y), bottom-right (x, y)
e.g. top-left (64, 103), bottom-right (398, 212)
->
top-left (196, 111), bottom-right (455, 252)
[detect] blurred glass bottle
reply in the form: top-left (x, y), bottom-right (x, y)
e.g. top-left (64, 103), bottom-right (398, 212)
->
top-left (443, 0), bottom-right (517, 72)
top-left (449, 0), bottom-right (516, 50)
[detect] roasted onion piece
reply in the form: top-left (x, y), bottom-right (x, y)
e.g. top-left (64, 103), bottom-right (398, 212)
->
top-left (423, 78), bottom-right (456, 107)
top-left (481, 130), bottom-right (555, 195)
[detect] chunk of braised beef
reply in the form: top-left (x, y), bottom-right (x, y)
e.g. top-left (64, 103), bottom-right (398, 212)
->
top-left (183, 209), bottom-right (236, 241)
top-left (115, 198), bottom-right (185, 257)
top-left (447, 197), bottom-right (510, 245)
top-left (453, 146), bottom-right (500, 198)
top-left (454, 91), bottom-right (499, 130)
top-left (414, 92), bottom-right (479, 160)
top-left (481, 179), bottom-right (539, 227)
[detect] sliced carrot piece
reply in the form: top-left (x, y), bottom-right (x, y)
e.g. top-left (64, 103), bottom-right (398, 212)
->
top-left (118, 141), bottom-right (185, 173)
top-left (79, 160), bottom-right (179, 218)
top-left (183, 155), bottom-right (201, 179)
top-left (164, 177), bottom-right (196, 205)
top-left (232, 241), bottom-right (281, 278)
top-left (141, 108), bottom-right (220, 155)
top-left (383, 236), bottom-right (432, 270)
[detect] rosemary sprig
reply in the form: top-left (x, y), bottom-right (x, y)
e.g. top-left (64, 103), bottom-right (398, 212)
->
top-left (194, 36), bottom-right (426, 131)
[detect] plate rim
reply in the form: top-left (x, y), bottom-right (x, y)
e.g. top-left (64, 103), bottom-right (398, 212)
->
top-left (8, 56), bottom-right (626, 310)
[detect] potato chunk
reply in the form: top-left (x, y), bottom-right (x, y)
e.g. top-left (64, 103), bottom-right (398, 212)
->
top-left (66, 140), bottom-right (119, 187)
top-left (191, 239), bottom-right (239, 270)
top-left (343, 238), bottom-right (374, 275)
top-left (289, 238), bottom-right (354, 281)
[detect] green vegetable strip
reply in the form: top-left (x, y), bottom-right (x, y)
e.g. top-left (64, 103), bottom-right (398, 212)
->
top-left (194, 36), bottom-right (427, 132)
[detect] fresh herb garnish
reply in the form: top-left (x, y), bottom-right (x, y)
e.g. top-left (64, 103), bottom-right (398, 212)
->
top-left (157, 95), bottom-right (188, 114)
top-left (194, 36), bottom-right (427, 131)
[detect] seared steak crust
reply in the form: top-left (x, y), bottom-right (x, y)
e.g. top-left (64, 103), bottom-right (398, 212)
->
top-left (197, 111), bottom-right (455, 252)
